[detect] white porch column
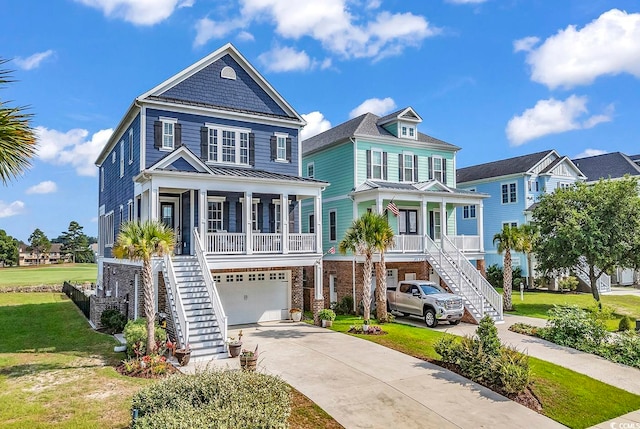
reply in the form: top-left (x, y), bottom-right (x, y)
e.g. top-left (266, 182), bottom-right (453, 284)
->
top-left (189, 190), bottom-right (194, 255)
top-left (151, 185), bottom-right (159, 221)
top-left (315, 260), bottom-right (323, 300)
top-left (244, 192), bottom-right (253, 255)
top-left (141, 190), bottom-right (149, 222)
top-left (199, 189), bottom-right (207, 249)
top-left (478, 200), bottom-right (484, 252)
top-left (314, 194), bottom-right (323, 253)
top-left (421, 199), bottom-right (428, 251)
top-left (376, 195), bottom-right (383, 214)
top-left (440, 198), bottom-right (446, 247)
top-left (281, 193), bottom-right (289, 254)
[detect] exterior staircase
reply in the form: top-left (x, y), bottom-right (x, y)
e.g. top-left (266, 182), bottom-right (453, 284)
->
top-left (425, 235), bottom-right (503, 323)
top-left (164, 255), bottom-right (227, 360)
top-left (574, 257), bottom-right (611, 295)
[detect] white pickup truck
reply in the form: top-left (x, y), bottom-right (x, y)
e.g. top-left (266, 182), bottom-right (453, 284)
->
top-left (387, 280), bottom-right (464, 327)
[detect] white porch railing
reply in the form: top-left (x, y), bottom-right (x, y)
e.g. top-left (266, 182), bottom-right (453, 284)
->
top-left (389, 235), bottom-right (424, 253)
top-left (206, 232), bottom-right (245, 254)
top-left (450, 235), bottom-right (482, 253)
top-left (163, 255), bottom-right (189, 349)
top-left (194, 228), bottom-right (228, 349)
top-left (253, 233), bottom-right (282, 253)
top-left (575, 257), bottom-right (611, 294)
top-left (289, 233), bottom-right (316, 253)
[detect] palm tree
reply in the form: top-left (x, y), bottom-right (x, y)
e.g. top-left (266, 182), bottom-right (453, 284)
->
top-left (339, 211), bottom-right (394, 321)
top-left (0, 59), bottom-right (36, 184)
top-left (373, 215), bottom-right (394, 321)
top-left (519, 224), bottom-right (538, 290)
top-left (493, 225), bottom-right (523, 311)
top-left (113, 220), bottom-right (175, 354)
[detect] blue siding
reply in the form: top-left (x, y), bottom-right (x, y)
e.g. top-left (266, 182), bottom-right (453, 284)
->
top-left (145, 108), bottom-right (299, 176)
top-left (98, 114), bottom-right (141, 257)
top-left (160, 55), bottom-right (287, 117)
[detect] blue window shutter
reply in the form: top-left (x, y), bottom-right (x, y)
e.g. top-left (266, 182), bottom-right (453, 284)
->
top-left (236, 202), bottom-right (243, 232)
top-left (154, 121), bottom-right (162, 149)
top-left (270, 136), bottom-right (277, 160)
top-left (223, 201), bottom-right (230, 232)
top-left (286, 137), bottom-right (292, 162)
top-left (366, 150), bottom-right (371, 178)
top-left (428, 156), bottom-right (433, 180)
top-left (200, 127), bottom-right (208, 160)
top-left (175, 123), bottom-right (182, 147)
top-left (413, 155), bottom-right (419, 182)
top-left (249, 133), bottom-right (255, 166)
top-left (398, 154), bottom-right (403, 180)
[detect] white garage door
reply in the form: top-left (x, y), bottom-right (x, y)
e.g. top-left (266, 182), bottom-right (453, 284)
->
top-left (214, 271), bottom-right (290, 325)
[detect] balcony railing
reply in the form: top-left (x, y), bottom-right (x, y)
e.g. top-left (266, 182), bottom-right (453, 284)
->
top-left (204, 232), bottom-right (317, 254)
top-left (389, 235), bottom-right (424, 253)
top-left (450, 235), bottom-right (482, 253)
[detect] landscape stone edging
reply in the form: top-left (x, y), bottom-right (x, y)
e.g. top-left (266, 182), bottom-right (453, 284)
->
top-left (0, 284), bottom-right (66, 293)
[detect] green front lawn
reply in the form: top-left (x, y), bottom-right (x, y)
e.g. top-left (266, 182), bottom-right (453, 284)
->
top-left (0, 264), bottom-right (97, 288)
top-left (504, 289), bottom-right (640, 331)
top-left (330, 315), bottom-right (640, 429)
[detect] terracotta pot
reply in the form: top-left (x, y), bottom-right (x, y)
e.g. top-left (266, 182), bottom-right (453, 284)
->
top-left (174, 349), bottom-right (191, 366)
top-left (228, 343), bottom-right (242, 358)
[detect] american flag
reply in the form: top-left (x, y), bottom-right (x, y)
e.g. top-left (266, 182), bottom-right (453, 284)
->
top-left (328, 246), bottom-right (335, 254)
top-left (386, 201), bottom-right (400, 216)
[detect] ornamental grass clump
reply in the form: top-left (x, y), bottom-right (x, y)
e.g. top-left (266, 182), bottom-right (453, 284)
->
top-left (131, 369), bottom-right (291, 429)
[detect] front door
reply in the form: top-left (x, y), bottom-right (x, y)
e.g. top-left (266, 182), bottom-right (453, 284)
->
top-left (429, 210), bottom-right (441, 240)
top-left (398, 209), bottom-right (418, 235)
top-left (329, 274), bottom-right (337, 304)
top-left (160, 197), bottom-right (181, 254)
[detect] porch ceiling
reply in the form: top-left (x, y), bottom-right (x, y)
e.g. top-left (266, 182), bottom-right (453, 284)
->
top-left (352, 180), bottom-right (488, 204)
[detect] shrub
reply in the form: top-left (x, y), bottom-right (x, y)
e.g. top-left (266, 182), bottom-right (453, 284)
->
top-left (604, 332), bottom-right (640, 369)
top-left (377, 312), bottom-right (395, 324)
top-left (497, 346), bottom-right (530, 395)
top-left (486, 265), bottom-right (524, 289)
top-left (543, 305), bottom-right (607, 352)
top-left (131, 369), bottom-right (291, 429)
top-left (318, 308), bottom-right (336, 321)
top-left (476, 315), bottom-right (501, 358)
top-left (619, 316), bottom-right (633, 332)
top-left (331, 296), bottom-right (354, 315)
top-left (100, 307), bottom-right (127, 334)
top-left (124, 319), bottom-right (166, 357)
top-left (509, 322), bottom-right (542, 336)
top-left (558, 276), bottom-right (578, 292)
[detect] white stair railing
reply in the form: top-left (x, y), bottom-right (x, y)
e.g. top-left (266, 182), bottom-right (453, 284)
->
top-left (193, 228), bottom-right (228, 349)
top-left (163, 255), bottom-right (189, 348)
top-left (575, 257), bottom-right (611, 294)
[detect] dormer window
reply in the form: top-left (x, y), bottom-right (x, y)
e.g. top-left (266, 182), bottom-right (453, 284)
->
top-left (400, 123), bottom-right (416, 140)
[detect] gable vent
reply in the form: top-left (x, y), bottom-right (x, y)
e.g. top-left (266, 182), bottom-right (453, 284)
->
top-left (221, 66), bottom-right (237, 80)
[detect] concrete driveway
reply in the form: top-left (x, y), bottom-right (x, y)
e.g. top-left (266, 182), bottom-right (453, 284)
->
top-left (187, 322), bottom-right (562, 429)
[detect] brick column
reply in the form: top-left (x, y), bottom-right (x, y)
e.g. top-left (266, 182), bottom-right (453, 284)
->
top-left (476, 259), bottom-right (486, 278)
top-left (313, 298), bottom-right (324, 326)
top-left (291, 267), bottom-right (303, 310)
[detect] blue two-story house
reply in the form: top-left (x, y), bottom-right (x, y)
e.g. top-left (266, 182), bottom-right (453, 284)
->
top-left (302, 108), bottom-right (503, 324)
top-left (456, 149), bottom-right (586, 280)
top-left (95, 44), bottom-right (327, 359)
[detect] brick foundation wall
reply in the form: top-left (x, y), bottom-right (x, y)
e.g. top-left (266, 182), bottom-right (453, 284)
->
top-left (89, 295), bottom-right (128, 329)
top-left (101, 262), bottom-right (143, 321)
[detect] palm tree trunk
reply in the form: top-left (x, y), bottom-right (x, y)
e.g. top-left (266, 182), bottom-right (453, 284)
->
top-left (375, 255), bottom-right (388, 321)
top-left (142, 258), bottom-right (156, 354)
top-left (503, 250), bottom-right (513, 311)
top-left (527, 253), bottom-right (534, 290)
top-left (362, 254), bottom-right (373, 321)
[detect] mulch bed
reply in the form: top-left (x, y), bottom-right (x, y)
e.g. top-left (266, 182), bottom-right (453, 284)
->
top-left (115, 361), bottom-right (180, 379)
top-left (347, 326), bottom-right (388, 335)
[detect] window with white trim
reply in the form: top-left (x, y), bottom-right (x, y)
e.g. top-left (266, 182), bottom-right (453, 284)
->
top-left (207, 199), bottom-right (224, 232)
top-left (307, 162), bottom-right (314, 178)
top-left (409, 127), bottom-right (415, 137)
top-left (100, 167), bottom-right (104, 192)
top-left (401, 126), bottom-right (407, 137)
top-left (276, 134), bottom-right (287, 161)
top-left (128, 129), bottom-right (134, 164)
top-left (501, 182), bottom-right (517, 204)
top-left (119, 206), bottom-right (124, 226)
top-left (119, 141), bottom-right (124, 178)
top-left (104, 211), bottom-right (114, 247)
top-left (241, 197), bottom-right (260, 231)
top-left (127, 200), bottom-right (134, 222)
top-left (206, 125), bottom-right (250, 166)
top-left (528, 179), bottom-right (539, 192)
top-left (371, 149), bottom-right (383, 180)
top-left (558, 182), bottom-right (571, 190)
top-left (329, 210), bottom-right (337, 241)
top-left (274, 202), bottom-right (282, 233)
top-left (502, 221), bottom-right (518, 229)
top-left (402, 153), bottom-right (414, 182)
top-left (463, 205), bottom-right (476, 219)
top-left (162, 121), bottom-right (175, 150)
top-left (432, 156), bottom-right (443, 182)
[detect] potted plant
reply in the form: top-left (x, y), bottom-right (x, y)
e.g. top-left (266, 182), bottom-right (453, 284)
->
top-left (362, 319), bottom-right (370, 332)
top-left (174, 343), bottom-right (191, 366)
top-left (227, 337), bottom-right (242, 358)
top-left (290, 308), bottom-right (302, 322)
top-left (239, 345), bottom-right (259, 371)
top-left (318, 308), bottom-right (336, 328)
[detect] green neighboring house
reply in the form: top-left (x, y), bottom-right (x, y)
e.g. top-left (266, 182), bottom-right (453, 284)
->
top-left (301, 107), bottom-right (502, 323)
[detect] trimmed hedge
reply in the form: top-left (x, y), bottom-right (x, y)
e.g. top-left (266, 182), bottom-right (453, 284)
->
top-left (131, 369), bottom-right (291, 429)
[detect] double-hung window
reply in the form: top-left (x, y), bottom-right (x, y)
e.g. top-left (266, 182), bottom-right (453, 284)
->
top-left (371, 150), bottom-right (383, 179)
top-left (329, 210), bottom-right (337, 241)
top-left (307, 162), bottom-right (314, 178)
top-left (463, 205), bottom-right (476, 219)
top-left (501, 182), bottom-right (517, 204)
top-left (128, 129), bottom-right (134, 164)
top-left (274, 202), bottom-right (282, 233)
top-left (402, 153), bottom-right (414, 182)
top-left (432, 156), bottom-right (443, 182)
top-left (162, 121), bottom-right (175, 150)
top-left (206, 125), bottom-right (250, 166)
top-left (127, 200), bottom-right (134, 222)
top-left (104, 211), bottom-right (114, 247)
top-left (119, 141), bottom-right (124, 178)
top-left (207, 199), bottom-right (224, 232)
top-left (276, 134), bottom-right (287, 161)
top-left (502, 221), bottom-right (518, 229)
top-left (308, 214), bottom-right (315, 234)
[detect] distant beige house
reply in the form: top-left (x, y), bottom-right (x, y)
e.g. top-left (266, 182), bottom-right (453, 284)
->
top-left (18, 243), bottom-right (71, 266)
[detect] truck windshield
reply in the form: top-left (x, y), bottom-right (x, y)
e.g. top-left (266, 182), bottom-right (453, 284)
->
top-left (419, 284), bottom-right (445, 295)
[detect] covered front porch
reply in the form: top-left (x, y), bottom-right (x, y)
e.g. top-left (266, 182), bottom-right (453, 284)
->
top-left (352, 180), bottom-right (487, 258)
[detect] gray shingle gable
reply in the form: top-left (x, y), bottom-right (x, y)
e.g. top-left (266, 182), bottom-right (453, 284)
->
top-left (457, 150), bottom-right (554, 184)
top-left (302, 111), bottom-right (457, 155)
top-left (572, 152), bottom-right (640, 181)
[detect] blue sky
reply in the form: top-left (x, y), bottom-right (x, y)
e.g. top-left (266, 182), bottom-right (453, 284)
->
top-left (2, 0), bottom-right (640, 242)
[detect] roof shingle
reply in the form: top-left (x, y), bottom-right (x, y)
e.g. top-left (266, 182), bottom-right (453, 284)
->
top-left (456, 150), bottom-right (554, 184)
top-left (572, 152), bottom-right (640, 182)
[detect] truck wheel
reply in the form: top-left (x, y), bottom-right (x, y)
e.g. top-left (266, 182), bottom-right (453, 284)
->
top-left (424, 309), bottom-right (437, 328)
top-left (449, 319), bottom-right (461, 325)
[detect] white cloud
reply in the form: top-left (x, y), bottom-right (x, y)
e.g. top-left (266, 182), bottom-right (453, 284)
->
top-left (258, 46), bottom-right (312, 72)
top-left (36, 127), bottom-right (114, 176)
top-left (446, 0), bottom-right (487, 4)
top-left (349, 97), bottom-right (396, 118)
top-left (301, 111), bottom-right (332, 140)
top-left (365, 0), bottom-right (381, 10)
top-left (26, 181), bottom-right (58, 195)
top-left (195, 0), bottom-right (439, 61)
top-left (505, 95), bottom-right (613, 146)
top-left (0, 200), bottom-right (25, 218)
top-left (518, 9), bottom-right (640, 89)
top-left (574, 148), bottom-right (608, 159)
top-left (236, 31), bottom-right (255, 42)
top-left (75, 0), bottom-right (184, 25)
top-left (14, 50), bottom-right (55, 70)
top-left (513, 36), bottom-right (539, 53)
